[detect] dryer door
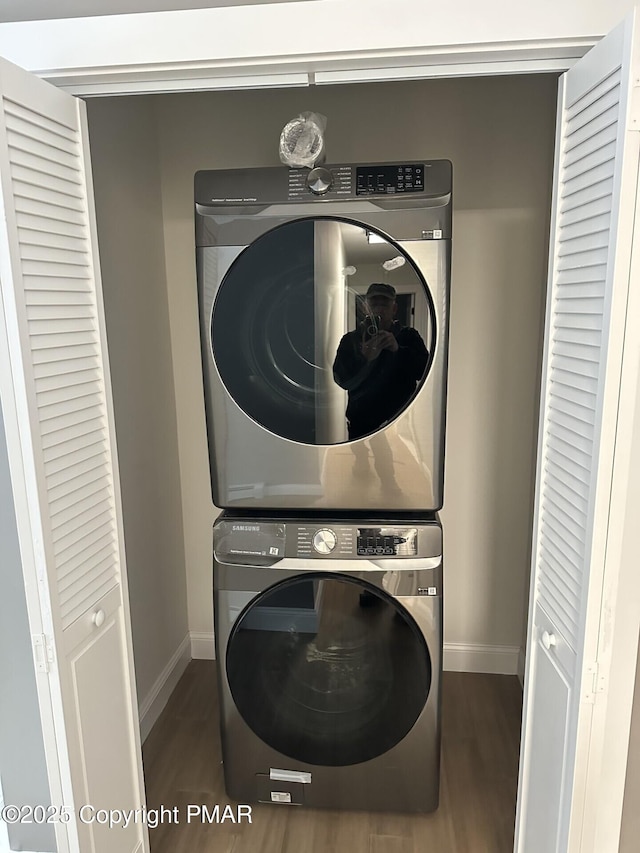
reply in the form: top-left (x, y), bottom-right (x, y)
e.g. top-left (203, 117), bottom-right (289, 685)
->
top-left (225, 573), bottom-right (432, 767)
top-left (210, 218), bottom-right (435, 445)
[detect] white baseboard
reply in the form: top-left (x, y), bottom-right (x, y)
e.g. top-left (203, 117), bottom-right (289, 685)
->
top-left (443, 642), bottom-right (521, 675)
top-left (191, 631), bottom-right (216, 660)
top-left (517, 646), bottom-right (526, 687)
top-left (138, 634), bottom-right (191, 743)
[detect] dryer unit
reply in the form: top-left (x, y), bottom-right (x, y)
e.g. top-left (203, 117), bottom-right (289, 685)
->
top-left (213, 511), bottom-right (443, 813)
top-left (195, 160), bottom-right (452, 511)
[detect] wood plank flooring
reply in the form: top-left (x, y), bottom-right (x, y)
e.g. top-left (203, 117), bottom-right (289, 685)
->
top-left (142, 661), bottom-right (522, 853)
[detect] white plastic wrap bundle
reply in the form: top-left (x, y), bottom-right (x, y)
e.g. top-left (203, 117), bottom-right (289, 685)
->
top-left (279, 111), bottom-right (327, 168)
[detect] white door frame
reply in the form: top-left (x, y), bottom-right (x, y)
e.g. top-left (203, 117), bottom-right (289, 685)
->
top-left (0, 5), bottom-right (638, 852)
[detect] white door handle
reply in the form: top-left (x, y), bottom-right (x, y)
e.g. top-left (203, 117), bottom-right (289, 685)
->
top-left (541, 630), bottom-right (556, 650)
top-left (92, 609), bottom-right (105, 628)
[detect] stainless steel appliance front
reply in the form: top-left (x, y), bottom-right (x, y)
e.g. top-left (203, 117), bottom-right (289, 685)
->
top-left (196, 160), bottom-right (452, 510)
top-left (213, 513), bottom-right (443, 813)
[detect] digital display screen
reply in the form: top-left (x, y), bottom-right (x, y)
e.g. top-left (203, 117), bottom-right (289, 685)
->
top-left (356, 164), bottom-right (424, 195)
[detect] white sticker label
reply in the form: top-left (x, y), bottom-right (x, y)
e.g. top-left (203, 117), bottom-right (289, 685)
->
top-left (428, 586), bottom-right (437, 595)
top-left (269, 546), bottom-right (279, 556)
top-left (271, 791), bottom-right (292, 803)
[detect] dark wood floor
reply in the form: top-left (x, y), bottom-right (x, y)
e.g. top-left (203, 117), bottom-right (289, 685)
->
top-left (142, 661), bottom-right (522, 853)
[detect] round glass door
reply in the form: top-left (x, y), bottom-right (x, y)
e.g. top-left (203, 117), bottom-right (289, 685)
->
top-left (225, 575), bottom-right (431, 766)
top-left (212, 218), bottom-right (435, 444)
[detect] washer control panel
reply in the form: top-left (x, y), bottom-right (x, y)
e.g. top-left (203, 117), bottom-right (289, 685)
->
top-left (214, 518), bottom-right (436, 563)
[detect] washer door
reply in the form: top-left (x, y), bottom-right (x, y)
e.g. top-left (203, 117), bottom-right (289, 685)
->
top-left (225, 574), bottom-right (431, 767)
top-left (212, 218), bottom-right (435, 444)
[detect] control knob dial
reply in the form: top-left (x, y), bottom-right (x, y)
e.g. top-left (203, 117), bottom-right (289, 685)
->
top-left (307, 167), bottom-right (333, 195)
top-left (313, 528), bottom-right (337, 554)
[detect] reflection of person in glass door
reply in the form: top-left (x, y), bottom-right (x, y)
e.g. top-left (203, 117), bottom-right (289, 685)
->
top-left (332, 283), bottom-right (429, 489)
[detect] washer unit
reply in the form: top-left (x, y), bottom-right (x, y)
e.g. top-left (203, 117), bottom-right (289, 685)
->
top-left (213, 512), bottom-right (442, 813)
top-left (196, 160), bottom-right (452, 512)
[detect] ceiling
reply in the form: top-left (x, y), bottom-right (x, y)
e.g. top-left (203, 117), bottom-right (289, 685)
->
top-left (0, 0), bottom-right (308, 22)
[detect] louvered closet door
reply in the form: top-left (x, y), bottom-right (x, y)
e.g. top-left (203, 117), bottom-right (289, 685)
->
top-left (0, 59), bottom-right (148, 853)
top-left (515, 12), bottom-right (640, 853)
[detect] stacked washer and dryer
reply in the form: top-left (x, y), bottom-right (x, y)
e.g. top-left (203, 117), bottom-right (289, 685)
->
top-left (195, 159), bottom-right (452, 812)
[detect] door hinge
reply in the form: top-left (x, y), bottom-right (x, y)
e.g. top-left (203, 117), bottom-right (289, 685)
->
top-left (584, 661), bottom-right (606, 704)
top-left (33, 634), bottom-right (55, 674)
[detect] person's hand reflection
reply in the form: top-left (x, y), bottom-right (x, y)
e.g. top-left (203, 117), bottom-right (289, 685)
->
top-left (360, 330), bottom-right (399, 361)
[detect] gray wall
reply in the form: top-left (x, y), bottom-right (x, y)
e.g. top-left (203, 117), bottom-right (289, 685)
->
top-left (150, 73), bottom-right (557, 657)
top-left (86, 96), bottom-right (189, 715)
top-left (0, 407), bottom-right (55, 852)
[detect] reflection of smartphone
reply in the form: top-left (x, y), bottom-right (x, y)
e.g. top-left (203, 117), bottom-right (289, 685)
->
top-left (362, 314), bottom-right (381, 340)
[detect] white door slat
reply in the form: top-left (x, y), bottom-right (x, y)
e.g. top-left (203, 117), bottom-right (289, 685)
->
top-left (554, 313), bottom-right (603, 332)
top-left (58, 560), bottom-right (116, 607)
top-left (549, 378), bottom-right (598, 411)
top-left (33, 349), bottom-right (99, 373)
top-left (42, 428), bottom-right (105, 465)
top-left (559, 176), bottom-right (614, 214)
top-left (9, 145), bottom-right (82, 186)
top-left (22, 261), bottom-right (91, 280)
top-left (3, 97), bottom-right (77, 141)
top-left (17, 211), bottom-right (86, 240)
top-left (38, 396), bottom-right (103, 426)
top-left (552, 326), bottom-right (602, 346)
top-left (563, 115), bottom-right (618, 168)
top-left (47, 462), bottom-right (108, 504)
top-left (40, 417), bottom-right (104, 451)
top-left (10, 161), bottom-right (83, 199)
top-left (547, 446), bottom-right (591, 489)
top-left (56, 551), bottom-right (114, 596)
top-left (560, 159), bottom-right (615, 200)
top-left (51, 500), bottom-right (112, 546)
top-left (53, 519), bottom-right (114, 566)
top-left (55, 535), bottom-right (115, 583)
top-left (29, 316), bottom-right (95, 336)
top-left (556, 246), bottom-right (608, 268)
top-left (19, 228), bottom-right (88, 254)
top-left (548, 419), bottom-right (594, 455)
top-left (26, 289), bottom-right (93, 306)
top-left (556, 264), bottom-right (607, 285)
top-left (61, 577), bottom-right (119, 630)
top-left (46, 450), bottom-right (108, 491)
top-left (539, 541), bottom-right (582, 600)
top-left (559, 212), bottom-right (612, 244)
top-left (44, 439), bottom-right (105, 477)
top-left (27, 303), bottom-right (94, 322)
top-left (548, 405), bottom-right (595, 440)
top-left (549, 369), bottom-right (597, 394)
top-left (540, 527), bottom-right (583, 582)
top-left (30, 331), bottom-right (96, 352)
top-left (551, 340), bottom-right (602, 366)
top-left (39, 408), bottom-right (103, 439)
top-left (551, 354), bottom-right (599, 380)
top-left (542, 511), bottom-right (584, 575)
top-left (542, 490), bottom-right (588, 542)
top-left (538, 571), bottom-right (580, 634)
top-left (13, 180), bottom-right (85, 213)
top-left (564, 68), bottom-right (621, 127)
top-left (560, 194), bottom-right (612, 228)
top-left (35, 369), bottom-right (100, 397)
top-left (49, 482), bottom-right (108, 528)
top-left (561, 141), bottom-right (617, 186)
top-left (548, 397), bottom-right (596, 433)
top-left (14, 194), bottom-right (86, 226)
top-left (6, 127), bottom-right (80, 171)
top-left (19, 244), bottom-right (90, 266)
top-left (557, 231), bottom-right (609, 256)
top-left (545, 475), bottom-right (589, 519)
